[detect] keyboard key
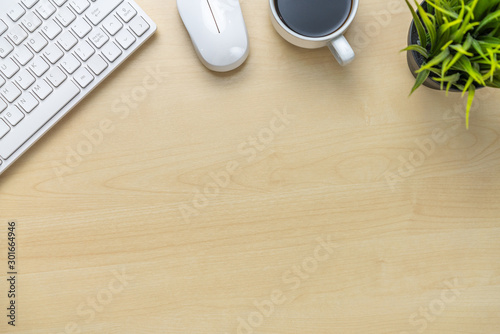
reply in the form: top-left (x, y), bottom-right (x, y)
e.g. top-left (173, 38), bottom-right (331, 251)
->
top-left (13, 45), bottom-right (34, 66)
top-left (8, 25), bottom-right (28, 46)
top-left (15, 69), bottom-right (36, 90)
top-left (32, 79), bottom-right (53, 100)
top-left (87, 54), bottom-right (107, 75)
top-left (74, 41), bottom-right (94, 61)
top-left (1, 82), bottom-right (22, 103)
top-left (71, 17), bottom-right (92, 38)
top-left (3, 107), bottom-right (25, 126)
top-left (42, 20), bottom-right (62, 40)
top-left (54, 0), bottom-right (69, 6)
top-left (102, 15), bottom-right (123, 36)
top-left (86, 0), bottom-right (123, 25)
top-left (117, 3), bottom-right (136, 23)
top-left (0, 120), bottom-right (10, 139)
top-left (27, 32), bottom-right (48, 53)
top-left (56, 7), bottom-right (76, 27)
top-left (101, 42), bottom-right (122, 62)
top-left (0, 20), bottom-right (8, 35)
top-left (8, 4), bottom-right (26, 22)
top-left (43, 44), bottom-right (64, 64)
top-left (0, 58), bottom-right (20, 78)
top-left (22, 11), bottom-right (43, 32)
top-left (74, 67), bottom-right (93, 88)
top-left (22, 0), bottom-right (40, 9)
top-left (0, 80), bottom-right (80, 159)
top-left (60, 53), bottom-right (81, 74)
top-left (130, 16), bottom-right (150, 37)
top-left (58, 30), bottom-right (78, 51)
top-left (115, 29), bottom-right (135, 50)
top-left (18, 93), bottom-right (39, 113)
top-left (89, 29), bottom-right (109, 49)
top-left (28, 57), bottom-right (50, 77)
top-left (69, 0), bottom-right (90, 14)
top-left (0, 38), bottom-right (14, 58)
top-left (36, 1), bottom-right (57, 19)
top-left (47, 67), bottom-right (67, 87)
top-left (0, 98), bottom-right (7, 112)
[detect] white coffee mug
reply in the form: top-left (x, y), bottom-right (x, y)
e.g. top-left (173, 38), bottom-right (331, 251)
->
top-left (269, 0), bottom-right (359, 66)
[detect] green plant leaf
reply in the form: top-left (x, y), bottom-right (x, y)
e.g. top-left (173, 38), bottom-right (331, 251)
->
top-left (488, 24), bottom-right (500, 38)
top-left (426, 0), bottom-right (459, 19)
top-left (441, 40), bottom-right (454, 50)
top-left (417, 48), bottom-right (451, 72)
top-left (416, 0), bottom-right (437, 50)
top-left (471, 38), bottom-right (488, 61)
top-left (427, 67), bottom-right (442, 76)
top-left (474, 0), bottom-right (500, 20)
top-left (442, 51), bottom-right (462, 73)
top-left (434, 73), bottom-right (461, 82)
top-left (450, 44), bottom-right (474, 56)
top-left (462, 76), bottom-right (475, 97)
top-left (463, 33), bottom-right (474, 50)
top-left (439, 16), bottom-right (462, 34)
top-left (440, 54), bottom-right (453, 88)
top-left (401, 45), bottom-right (430, 57)
top-left (446, 81), bottom-right (454, 94)
top-left (477, 9), bottom-right (500, 32)
top-left (485, 48), bottom-right (498, 81)
top-left (410, 69), bottom-right (431, 95)
top-left (452, 1), bottom-right (479, 42)
top-left (486, 76), bottom-right (500, 88)
top-left (454, 56), bottom-right (486, 85)
top-left (434, 72), bottom-right (461, 91)
top-left (450, 0), bottom-right (467, 41)
top-left (405, 0), bottom-right (428, 47)
top-left (481, 36), bottom-right (500, 45)
top-left (465, 85), bottom-right (475, 129)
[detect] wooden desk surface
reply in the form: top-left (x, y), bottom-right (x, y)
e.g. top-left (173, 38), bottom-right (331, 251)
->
top-left (1, 0), bottom-right (499, 333)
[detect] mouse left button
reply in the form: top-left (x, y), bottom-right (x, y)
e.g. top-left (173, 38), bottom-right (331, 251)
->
top-left (177, 0), bottom-right (220, 35)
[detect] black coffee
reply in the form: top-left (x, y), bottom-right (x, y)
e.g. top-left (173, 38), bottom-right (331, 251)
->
top-left (275, 0), bottom-right (352, 38)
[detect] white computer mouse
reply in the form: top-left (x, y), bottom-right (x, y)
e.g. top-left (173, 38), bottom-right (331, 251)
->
top-left (177, 0), bottom-right (250, 72)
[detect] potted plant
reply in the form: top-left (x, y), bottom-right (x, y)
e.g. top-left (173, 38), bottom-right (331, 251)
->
top-left (403, 0), bottom-right (500, 128)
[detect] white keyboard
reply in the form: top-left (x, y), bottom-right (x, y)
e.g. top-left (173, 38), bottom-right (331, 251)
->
top-left (0, 0), bottom-right (156, 175)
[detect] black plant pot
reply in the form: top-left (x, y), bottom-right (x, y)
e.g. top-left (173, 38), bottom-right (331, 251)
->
top-left (406, 2), bottom-right (462, 92)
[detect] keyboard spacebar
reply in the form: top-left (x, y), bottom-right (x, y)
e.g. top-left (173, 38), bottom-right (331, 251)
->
top-left (0, 81), bottom-right (80, 160)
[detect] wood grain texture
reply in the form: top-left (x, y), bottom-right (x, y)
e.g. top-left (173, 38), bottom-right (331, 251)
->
top-left (1, 0), bottom-right (500, 333)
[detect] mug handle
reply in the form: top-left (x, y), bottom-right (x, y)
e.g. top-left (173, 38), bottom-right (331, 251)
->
top-left (328, 35), bottom-right (355, 66)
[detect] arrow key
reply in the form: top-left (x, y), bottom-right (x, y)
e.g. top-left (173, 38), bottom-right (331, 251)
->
top-left (115, 29), bottom-right (135, 50)
top-left (130, 16), bottom-right (150, 37)
top-left (102, 15), bottom-right (123, 36)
